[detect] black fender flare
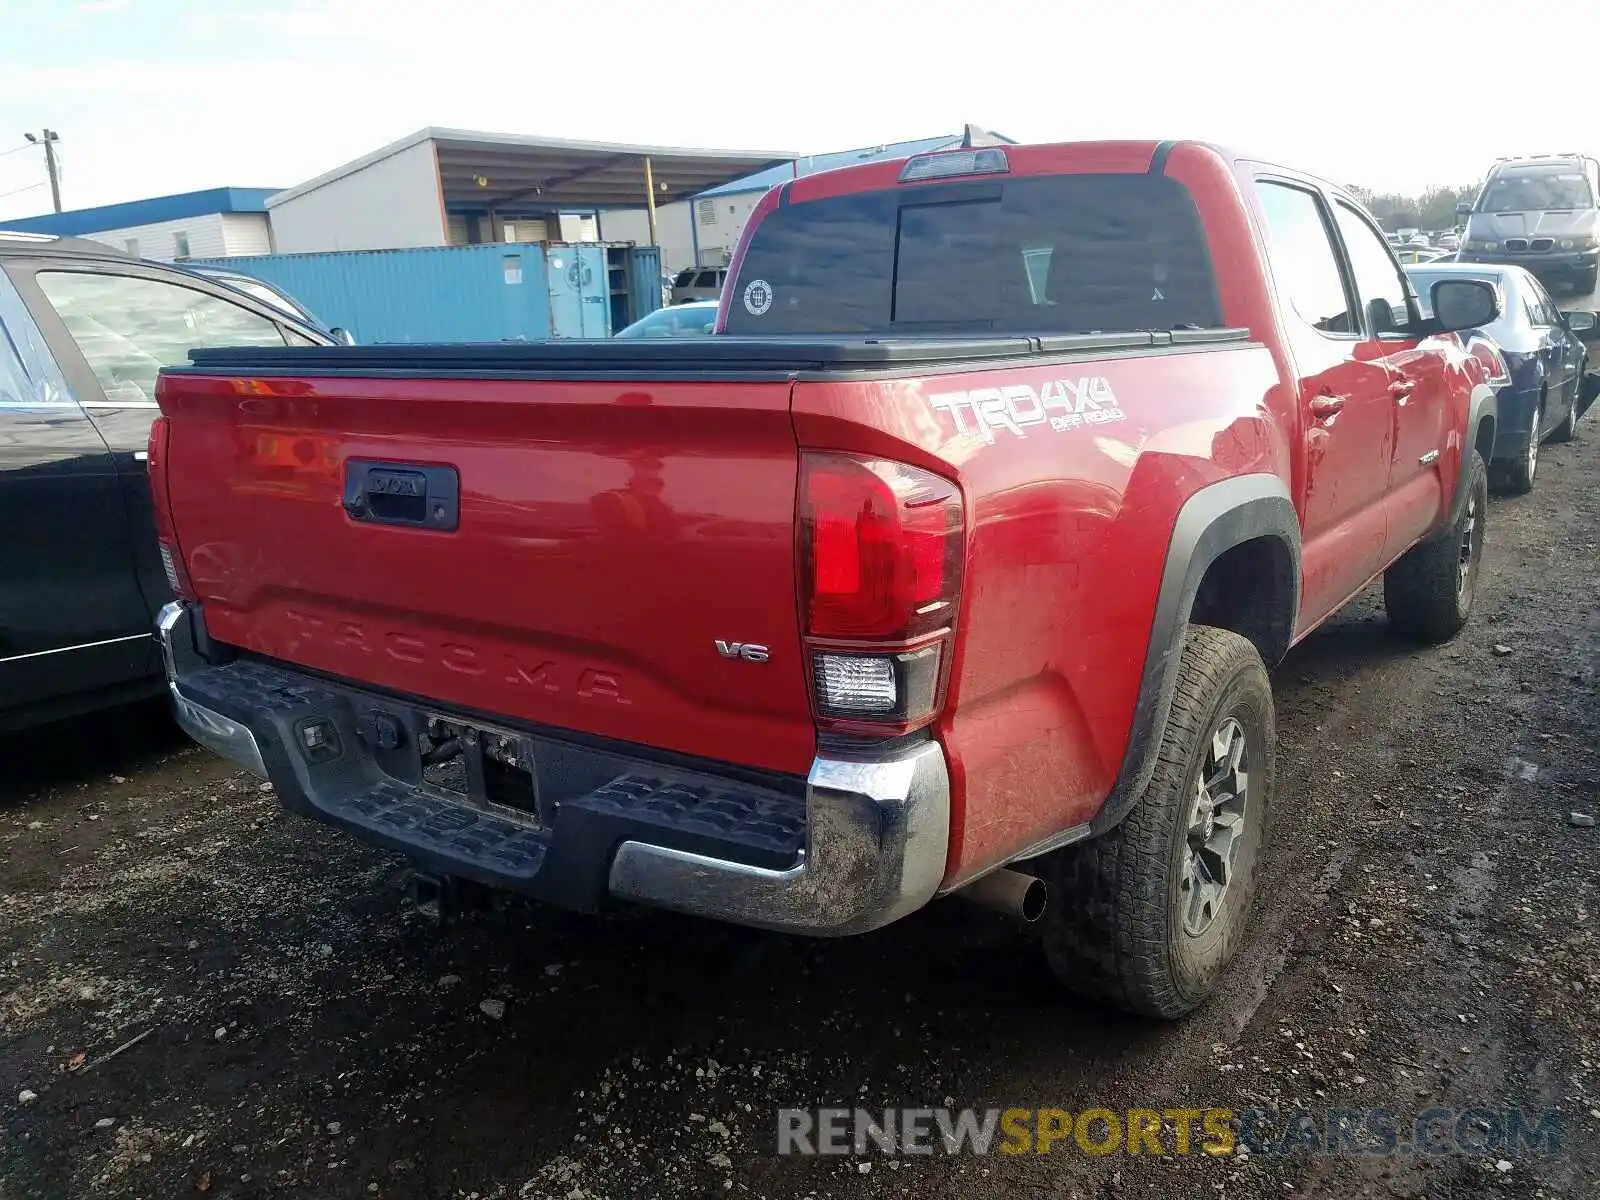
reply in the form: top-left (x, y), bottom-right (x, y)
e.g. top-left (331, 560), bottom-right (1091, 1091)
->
top-left (1434, 381), bottom-right (1497, 541)
top-left (1002, 472), bottom-right (1301, 863)
top-left (1087, 473), bottom-right (1300, 839)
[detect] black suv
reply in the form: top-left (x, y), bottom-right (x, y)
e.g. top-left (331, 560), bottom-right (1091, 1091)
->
top-left (1458, 154), bottom-right (1600, 294)
top-left (0, 233), bottom-right (332, 730)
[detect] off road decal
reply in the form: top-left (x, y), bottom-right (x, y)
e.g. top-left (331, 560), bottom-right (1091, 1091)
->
top-left (742, 279), bottom-right (773, 316)
top-left (927, 377), bottom-right (1126, 442)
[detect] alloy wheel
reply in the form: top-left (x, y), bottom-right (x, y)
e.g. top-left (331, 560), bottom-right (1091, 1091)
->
top-left (1180, 717), bottom-right (1250, 937)
top-left (1457, 489), bottom-right (1481, 602)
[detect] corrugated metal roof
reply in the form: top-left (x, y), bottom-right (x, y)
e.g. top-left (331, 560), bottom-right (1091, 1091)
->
top-left (269, 127), bottom-right (796, 210)
top-left (2, 187), bottom-right (282, 236)
top-left (695, 128), bottom-right (1018, 198)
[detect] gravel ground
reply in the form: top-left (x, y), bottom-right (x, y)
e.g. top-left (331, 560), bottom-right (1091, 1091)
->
top-left (3, 340), bottom-right (1598, 1200)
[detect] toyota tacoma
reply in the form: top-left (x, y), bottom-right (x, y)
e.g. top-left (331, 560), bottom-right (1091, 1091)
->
top-left (151, 139), bottom-right (1500, 1017)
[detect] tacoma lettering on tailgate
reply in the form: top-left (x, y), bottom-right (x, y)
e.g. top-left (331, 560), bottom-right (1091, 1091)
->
top-left (281, 610), bottom-right (630, 705)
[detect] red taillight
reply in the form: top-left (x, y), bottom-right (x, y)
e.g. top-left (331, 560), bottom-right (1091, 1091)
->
top-left (147, 415), bottom-right (196, 601)
top-left (802, 455), bottom-right (962, 640)
top-left (799, 453), bottom-right (964, 734)
top-left (1466, 335), bottom-right (1511, 387)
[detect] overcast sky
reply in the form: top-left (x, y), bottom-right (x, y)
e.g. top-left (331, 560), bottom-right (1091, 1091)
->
top-left (0, 0), bottom-right (1588, 222)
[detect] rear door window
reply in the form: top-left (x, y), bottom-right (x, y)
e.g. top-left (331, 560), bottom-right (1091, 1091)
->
top-left (34, 270), bottom-right (289, 405)
top-left (0, 325), bottom-right (29, 406)
top-left (1521, 290), bottom-right (1545, 327)
top-left (724, 173), bottom-right (1223, 335)
top-left (1525, 279), bottom-right (1560, 326)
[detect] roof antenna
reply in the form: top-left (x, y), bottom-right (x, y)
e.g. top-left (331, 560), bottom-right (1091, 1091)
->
top-left (958, 124), bottom-right (1009, 148)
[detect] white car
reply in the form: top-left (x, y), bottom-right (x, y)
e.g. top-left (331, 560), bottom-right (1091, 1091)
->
top-left (669, 267), bottom-right (727, 305)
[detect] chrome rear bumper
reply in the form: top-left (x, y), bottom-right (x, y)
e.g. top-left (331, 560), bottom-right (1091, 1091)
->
top-left (608, 742), bottom-right (949, 936)
top-left (156, 601), bottom-right (950, 936)
top-left (157, 603), bottom-right (266, 779)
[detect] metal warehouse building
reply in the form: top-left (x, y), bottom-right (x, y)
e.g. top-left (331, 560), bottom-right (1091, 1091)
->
top-left (263, 127), bottom-right (793, 255)
top-left (0, 187), bottom-right (279, 261)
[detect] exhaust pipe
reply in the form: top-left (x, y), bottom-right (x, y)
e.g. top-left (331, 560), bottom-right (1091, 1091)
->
top-left (955, 868), bottom-right (1047, 923)
top-left (409, 872), bottom-right (449, 924)
top-left (407, 872), bottom-right (493, 925)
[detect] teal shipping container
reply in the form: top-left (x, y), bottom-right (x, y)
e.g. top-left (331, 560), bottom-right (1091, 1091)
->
top-left (188, 242), bottom-right (663, 343)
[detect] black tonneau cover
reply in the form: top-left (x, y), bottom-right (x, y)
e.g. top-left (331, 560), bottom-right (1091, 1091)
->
top-left (176, 329), bottom-right (1251, 380)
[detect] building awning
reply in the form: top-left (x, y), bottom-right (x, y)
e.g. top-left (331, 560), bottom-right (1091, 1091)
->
top-left (419, 128), bottom-right (794, 213)
top-left (3, 187), bottom-right (284, 237)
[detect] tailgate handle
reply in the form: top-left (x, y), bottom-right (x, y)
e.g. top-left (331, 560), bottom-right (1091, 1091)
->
top-left (343, 460), bottom-right (460, 531)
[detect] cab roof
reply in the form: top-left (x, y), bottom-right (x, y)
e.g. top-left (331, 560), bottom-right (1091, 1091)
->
top-left (773, 138), bottom-right (1350, 207)
top-left (0, 230), bottom-right (135, 260)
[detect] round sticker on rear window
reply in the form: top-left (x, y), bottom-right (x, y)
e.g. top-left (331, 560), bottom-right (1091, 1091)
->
top-left (742, 279), bottom-right (773, 316)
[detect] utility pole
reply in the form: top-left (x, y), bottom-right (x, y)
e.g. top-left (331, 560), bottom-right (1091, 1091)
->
top-left (642, 156), bottom-right (659, 248)
top-left (23, 130), bottom-right (62, 212)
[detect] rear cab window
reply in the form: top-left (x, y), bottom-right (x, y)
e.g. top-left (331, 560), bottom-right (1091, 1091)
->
top-left (724, 172), bottom-right (1223, 336)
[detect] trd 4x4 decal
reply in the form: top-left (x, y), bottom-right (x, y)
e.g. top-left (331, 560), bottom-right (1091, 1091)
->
top-left (927, 377), bottom-right (1126, 442)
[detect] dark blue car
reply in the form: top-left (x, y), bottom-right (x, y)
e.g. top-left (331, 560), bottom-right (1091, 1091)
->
top-left (1407, 262), bottom-right (1597, 493)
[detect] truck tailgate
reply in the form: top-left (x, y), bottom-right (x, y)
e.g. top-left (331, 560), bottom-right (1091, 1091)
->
top-left (157, 373), bottom-right (814, 775)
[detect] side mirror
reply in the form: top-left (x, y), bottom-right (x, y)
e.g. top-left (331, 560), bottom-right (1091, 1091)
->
top-left (330, 327), bottom-right (356, 346)
top-left (1431, 279), bottom-right (1499, 332)
top-left (1561, 310), bottom-right (1599, 339)
top-left (1456, 202), bottom-right (1472, 217)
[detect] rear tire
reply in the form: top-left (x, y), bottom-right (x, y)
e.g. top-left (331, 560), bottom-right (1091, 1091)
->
top-left (1550, 385), bottom-right (1577, 443)
top-left (1493, 401), bottom-right (1541, 494)
top-left (1384, 450), bottom-right (1487, 643)
top-left (1038, 626), bottom-right (1274, 1019)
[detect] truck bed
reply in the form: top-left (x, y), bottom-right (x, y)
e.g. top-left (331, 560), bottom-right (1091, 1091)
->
top-left (156, 324), bottom-right (1268, 884)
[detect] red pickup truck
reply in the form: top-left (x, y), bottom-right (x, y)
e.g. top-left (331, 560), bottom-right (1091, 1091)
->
top-left (151, 140), bottom-right (1501, 1018)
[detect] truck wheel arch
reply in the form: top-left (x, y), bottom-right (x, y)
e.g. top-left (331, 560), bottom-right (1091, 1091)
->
top-left (1437, 381), bottom-right (1496, 541)
top-left (1089, 473), bottom-right (1300, 843)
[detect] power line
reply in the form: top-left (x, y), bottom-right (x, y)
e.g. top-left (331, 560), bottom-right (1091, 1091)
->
top-left (0, 142), bottom-right (37, 157)
top-left (0, 181), bottom-right (46, 201)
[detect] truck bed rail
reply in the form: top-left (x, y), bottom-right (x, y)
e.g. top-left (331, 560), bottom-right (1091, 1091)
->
top-left (173, 329), bottom-right (1254, 380)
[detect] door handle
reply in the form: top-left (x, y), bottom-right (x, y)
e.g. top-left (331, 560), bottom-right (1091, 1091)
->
top-left (1309, 394), bottom-right (1347, 419)
top-left (1389, 378), bottom-right (1417, 400)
